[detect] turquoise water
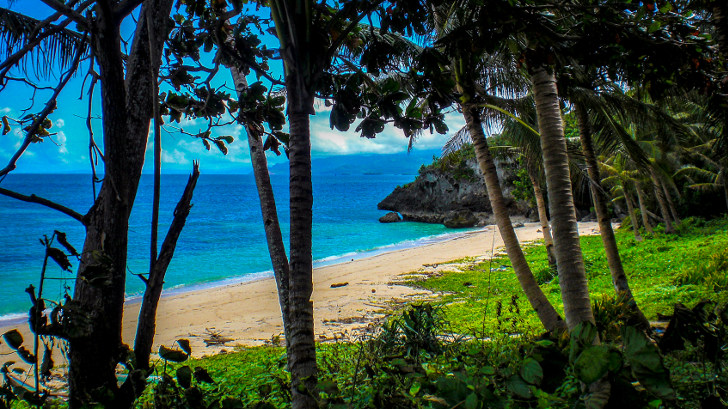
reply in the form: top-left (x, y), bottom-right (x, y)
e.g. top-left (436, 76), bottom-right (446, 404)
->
top-left (0, 172), bottom-right (464, 320)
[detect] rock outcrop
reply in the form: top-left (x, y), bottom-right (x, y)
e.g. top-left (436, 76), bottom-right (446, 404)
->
top-left (378, 153), bottom-right (526, 227)
top-left (378, 212), bottom-right (402, 223)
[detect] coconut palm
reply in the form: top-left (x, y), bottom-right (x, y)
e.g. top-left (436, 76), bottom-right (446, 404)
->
top-left (426, 2), bottom-right (567, 332)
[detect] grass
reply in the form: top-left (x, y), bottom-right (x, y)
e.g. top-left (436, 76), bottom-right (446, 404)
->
top-left (409, 217), bottom-right (728, 335)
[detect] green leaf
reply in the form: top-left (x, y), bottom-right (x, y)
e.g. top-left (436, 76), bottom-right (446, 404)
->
top-left (2, 330), bottom-right (23, 350)
top-left (47, 247), bottom-right (72, 271)
top-left (465, 392), bottom-right (478, 409)
top-left (520, 358), bottom-right (543, 385)
top-left (194, 367), bottom-right (214, 383)
top-left (15, 347), bottom-right (35, 365)
top-left (574, 346), bottom-right (611, 384)
top-left (221, 397), bottom-right (245, 409)
top-left (506, 375), bottom-right (532, 399)
top-left (203, 139), bottom-right (211, 150)
top-left (219, 135), bottom-right (234, 144)
top-left (158, 345), bottom-right (188, 362)
top-left (480, 365), bottom-right (496, 376)
top-left (54, 230), bottom-right (79, 257)
top-left (570, 321), bottom-right (599, 363)
top-left (214, 139), bottom-right (228, 155)
top-left (623, 327), bottom-right (675, 399)
top-left (2, 116), bottom-right (10, 135)
top-left (177, 339), bottom-right (191, 355)
top-left (176, 365), bottom-right (192, 389)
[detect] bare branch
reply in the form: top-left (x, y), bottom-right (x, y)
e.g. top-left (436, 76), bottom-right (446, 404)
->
top-left (39, 0), bottom-right (89, 26)
top-left (133, 162), bottom-right (200, 370)
top-left (115, 0), bottom-right (145, 20)
top-left (0, 187), bottom-right (85, 224)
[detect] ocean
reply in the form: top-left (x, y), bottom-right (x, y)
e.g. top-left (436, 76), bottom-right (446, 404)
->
top-left (0, 172), bottom-right (465, 321)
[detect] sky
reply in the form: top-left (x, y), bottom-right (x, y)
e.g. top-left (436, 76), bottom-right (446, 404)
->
top-left (0, 1), bottom-right (466, 175)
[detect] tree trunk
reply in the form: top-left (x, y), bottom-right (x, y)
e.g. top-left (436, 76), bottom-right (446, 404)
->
top-left (623, 188), bottom-right (642, 242)
top-left (634, 181), bottom-right (654, 234)
top-left (286, 84), bottom-right (318, 409)
top-left (133, 165), bottom-right (199, 372)
top-left (463, 105), bottom-right (566, 333)
top-left (68, 2), bottom-right (173, 407)
top-left (230, 66), bottom-right (291, 344)
top-left (531, 66), bottom-right (594, 329)
top-left (661, 178), bottom-right (680, 224)
top-left (575, 104), bottom-right (647, 328)
top-left (527, 166), bottom-right (557, 270)
top-left (650, 168), bottom-right (674, 233)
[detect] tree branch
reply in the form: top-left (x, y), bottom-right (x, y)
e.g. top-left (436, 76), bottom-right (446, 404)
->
top-left (39, 0), bottom-right (89, 26)
top-left (132, 161), bottom-right (200, 370)
top-left (0, 187), bottom-right (85, 224)
top-left (114, 0), bottom-right (145, 20)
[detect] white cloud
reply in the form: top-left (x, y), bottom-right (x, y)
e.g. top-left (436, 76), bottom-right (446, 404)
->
top-left (0, 107), bottom-right (10, 114)
top-left (54, 118), bottom-right (65, 128)
top-left (161, 149), bottom-right (190, 165)
top-left (55, 130), bottom-right (68, 154)
top-left (307, 112), bottom-right (457, 155)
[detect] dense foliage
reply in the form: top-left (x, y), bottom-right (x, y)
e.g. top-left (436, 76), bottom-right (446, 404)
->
top-left (98, 218), bottom-right (728, 409)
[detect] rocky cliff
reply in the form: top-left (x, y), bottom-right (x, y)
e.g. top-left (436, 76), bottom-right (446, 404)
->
top-left (378, 149), bottom-right (529, 227)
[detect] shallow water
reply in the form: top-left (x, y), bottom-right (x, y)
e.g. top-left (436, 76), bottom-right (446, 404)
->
top-left (0, 172), bottom-right (469, 321)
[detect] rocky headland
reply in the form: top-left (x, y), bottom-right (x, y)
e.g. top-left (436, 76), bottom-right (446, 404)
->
top-left (378, 148), bottom-right (531, 228)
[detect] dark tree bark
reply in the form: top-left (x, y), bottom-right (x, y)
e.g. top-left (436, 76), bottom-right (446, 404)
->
top-left (623, 188), bottom-right (643, 242)
top-left (650, 168), bottom-right (675, 234)
top-left (660, 178), bottom-right (681, 225)
top-left (634, 181), bottom-right (654, 234)
top-left (531, 66), bottom-right (594, 329)
top-left (463, 104), bottom-right (566, 333)
top-left (68, 1), bottom-right (173, 407)
top-left (133, 164), bottom-right (200, 371)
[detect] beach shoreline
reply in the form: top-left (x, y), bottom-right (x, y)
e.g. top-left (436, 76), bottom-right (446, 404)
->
top-left (0, 221), bottom-right (600, 365)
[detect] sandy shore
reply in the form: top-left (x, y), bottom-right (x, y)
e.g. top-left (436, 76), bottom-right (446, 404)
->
top-left (1, 221), bottom-right (599, 365)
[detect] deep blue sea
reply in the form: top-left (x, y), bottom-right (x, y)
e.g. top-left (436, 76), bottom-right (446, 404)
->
top-left (0, 172), bottom-right (461, 321)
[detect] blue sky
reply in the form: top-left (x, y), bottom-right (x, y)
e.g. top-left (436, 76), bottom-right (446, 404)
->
top-left (0, 1), bottom-right (465, 174)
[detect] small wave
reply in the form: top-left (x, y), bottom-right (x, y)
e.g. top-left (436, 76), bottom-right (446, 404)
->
top-left (312, 228), bottom-right (479, 268)
top-left (0, 312), bottom-right (28, 327)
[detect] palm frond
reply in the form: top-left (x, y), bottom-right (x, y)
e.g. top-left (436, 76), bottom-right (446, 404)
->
top-left (0, 7), bottom-right (88, 79)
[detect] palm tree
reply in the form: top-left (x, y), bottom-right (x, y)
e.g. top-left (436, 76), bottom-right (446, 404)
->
top-left (600, 156), bottom-right (644, 241)
top-left (430, 3), bottom-right (566, 332)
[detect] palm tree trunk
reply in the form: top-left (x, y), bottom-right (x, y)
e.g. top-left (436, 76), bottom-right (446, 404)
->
top-left (286, 85), bottom-right (318, 409)
top-left (575, 104), bottom-right (647, 327)
top-left (650, 168), bottom-right (675, 233)
top-left (635, 181), bottom-right (654, 234)
top-left (623, 188), bottom-right (642, 242)
top-left (531, 66), bottom-right (594, 329)
top-left (463, 105), bottom-right (566, 333)
top-left (230, 66), bottom-right (291, 344)
top-left (527, 166), bottom-right (557, 270)
top-left (661, 178), bottom-right (680, 224)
